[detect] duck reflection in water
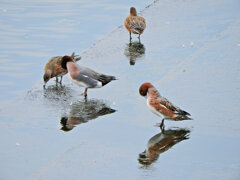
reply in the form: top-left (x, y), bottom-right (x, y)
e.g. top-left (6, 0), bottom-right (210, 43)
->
top-left (61, 99), bottom-right (116, 131)
top-left (138, 128), bottom-right (191, 166)
top-left (124, 41), bottom-right (145, 65)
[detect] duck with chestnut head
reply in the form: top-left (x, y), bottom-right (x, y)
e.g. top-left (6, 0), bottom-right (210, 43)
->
top-left (43, 52), bottom-right (81, 88)
top-left (61, 56), bottom-right (116, 97)
top-left (139, 82), bottom-right (192, 131)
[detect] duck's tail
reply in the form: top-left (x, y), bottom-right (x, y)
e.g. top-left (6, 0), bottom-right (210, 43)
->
top-left (178, 110), bottom-right (191, 116)
top-left (98, 75), bottom-right (117, 86)
top-left (71, 52), bottom-right (81, 62)
top-left (132, 27), bottom-right (144, 34)
top-left (174, 114), bottom-right (192, 121)
top-left (130, 18), bottom-right (146, 34)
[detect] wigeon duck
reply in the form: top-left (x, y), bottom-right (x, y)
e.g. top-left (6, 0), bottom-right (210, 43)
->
top-left (43, 52), bottom-right (81, 88)
top-left (124, 7), bottom-right (146, 41)
top-left (61, 56), bottom-right (117, 97)
top-left (139, 82), bottom-right (191, 131)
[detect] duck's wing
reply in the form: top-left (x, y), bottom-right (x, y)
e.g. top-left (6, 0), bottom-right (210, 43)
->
top-left (126, 16), bottom-right (146, 34)
top-left (76, 65), bottom-right (116, 86)
top-left (158, 96), bottom-right (191, 116)
top-left (76, 65), bottom-right (102, 79)
top-left (45, 56), bottom-right (61, 68)
top-left (73, 72), bottom-right (101, 88)
top-left (44, 56), bottom-right (67, 77)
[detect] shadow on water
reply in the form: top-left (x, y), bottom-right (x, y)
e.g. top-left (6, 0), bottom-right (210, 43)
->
top-left (124, 41), bottom-right (145, 65)
top-left (138, 128), bottom-right (191, 166)
top-left (60, 99), bottom-right (116, 131)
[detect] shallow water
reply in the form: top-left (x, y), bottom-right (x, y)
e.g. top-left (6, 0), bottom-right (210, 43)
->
top-left (1, 0), bottom-right (240, 179)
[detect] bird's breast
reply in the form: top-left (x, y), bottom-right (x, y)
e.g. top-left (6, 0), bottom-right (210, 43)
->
top-left (147, 99), bottom-right (165, 118)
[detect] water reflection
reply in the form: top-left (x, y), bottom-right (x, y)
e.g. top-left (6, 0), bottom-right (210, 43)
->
top-left (124, 41), bottom-right (145, 65)
top-left (60, 99), bottom-right (116, 131)
top-left (138, 128), bottom-right (191, 166)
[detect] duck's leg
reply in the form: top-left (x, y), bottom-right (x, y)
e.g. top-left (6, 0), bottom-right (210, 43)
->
top-left (60, 76), bottom-right (63, 84)
top-left (81, 88), bottom-right (88, 98)
top-left (84, 88), bottom-right (88, 97)
top-left (129, 32), bottom-right (132, 42)
top-left (154, 119), bottom-right (165, 131)
top-left (159, 119), bottom-right (165, 132)
top-left (138, 34), bottom-right (141, 43)
top-left (56, 77), bottom-right (58, 84)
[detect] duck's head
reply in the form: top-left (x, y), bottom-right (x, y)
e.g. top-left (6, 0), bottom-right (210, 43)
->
top-left (61, 56), bottom-right (73, 69)
top-left (43, 72), bottom-right (51, 84)
top-left (130, 7), bottom-right (137, 16)
top-left (139, 82), bottom-right (154, 97)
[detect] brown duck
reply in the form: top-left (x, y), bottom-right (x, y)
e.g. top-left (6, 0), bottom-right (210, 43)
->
top-left (43, 52), bottom-right (81, 88)
top-left (124, 7), bottom-right (146, 41)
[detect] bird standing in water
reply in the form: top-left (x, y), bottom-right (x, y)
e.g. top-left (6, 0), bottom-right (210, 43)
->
top-left (124, 7), bottom-right (146, 42)
top-left (43, 52), bottom-right (81, 88)
top-left (139, 82), bottom-right (191, 131)
top-left (61, 56), bottom-right (116, 97)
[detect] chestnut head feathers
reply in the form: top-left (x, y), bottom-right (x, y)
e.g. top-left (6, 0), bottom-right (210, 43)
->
top-left (139, 82), bottom-right (154, 96)
top-left (61, 56), bottom-right (73, 69)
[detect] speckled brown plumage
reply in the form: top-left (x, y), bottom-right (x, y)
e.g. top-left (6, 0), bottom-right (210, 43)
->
top-left (45, 56), bottom-right (67, 77)
top-left (43, 56), bottom-right (67, 84)
top-left (124, 7), bottom-right (146, 40)
top-left (43, 52), bottom-right (81, 87)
